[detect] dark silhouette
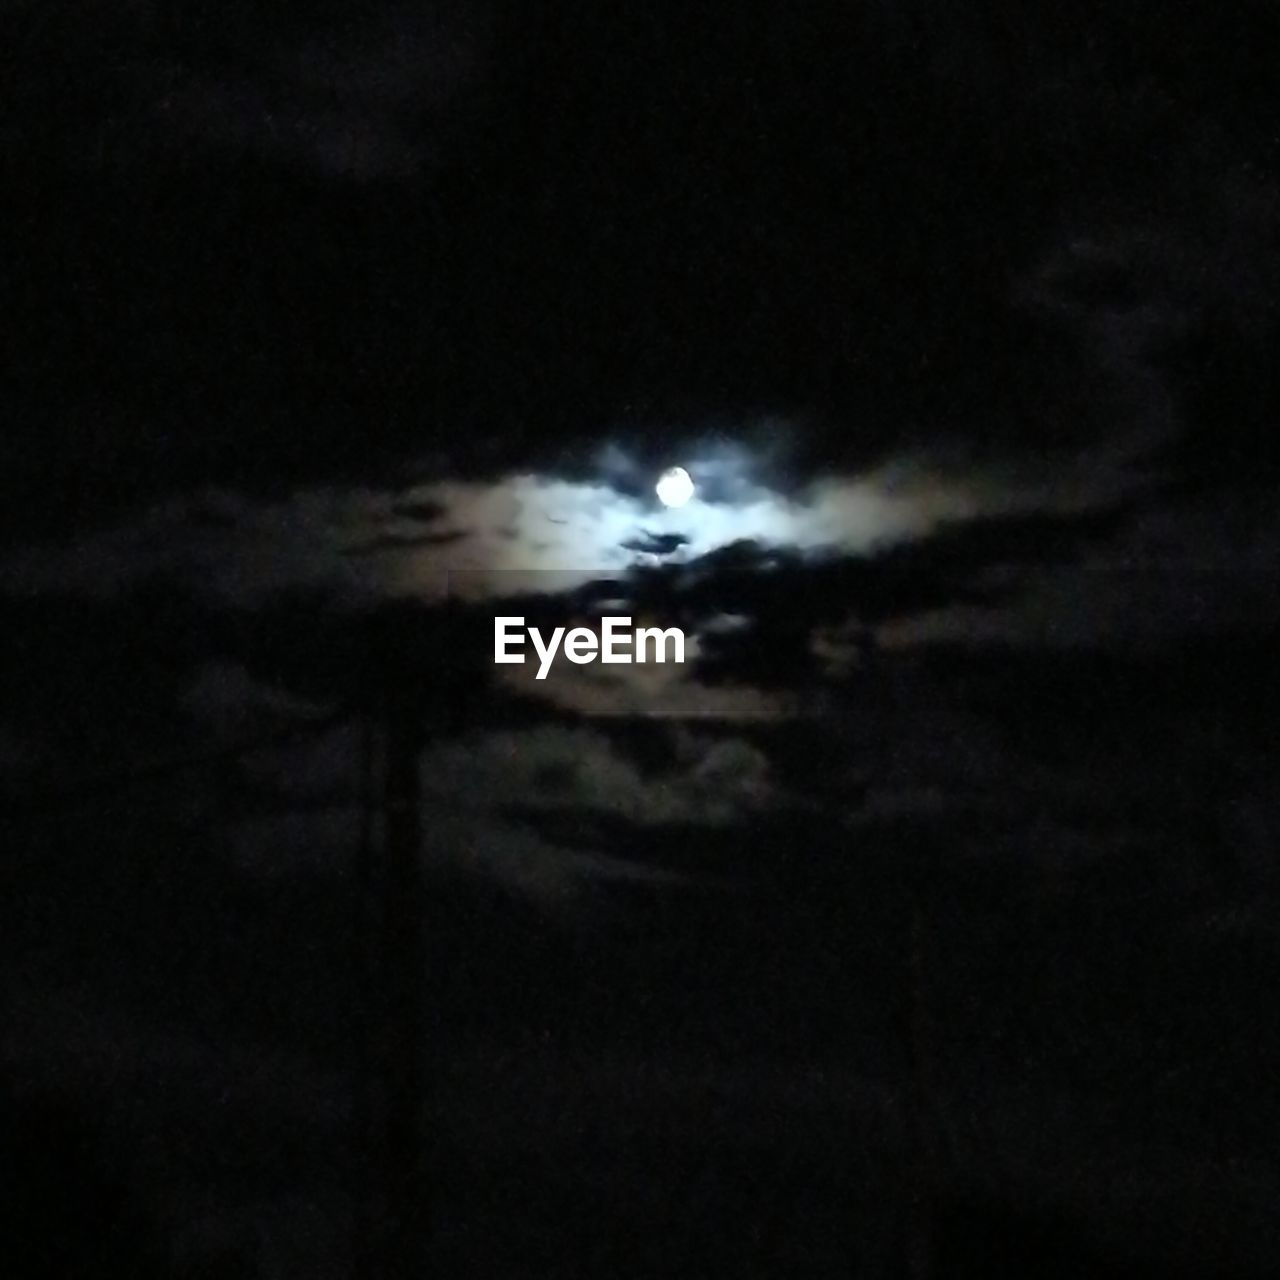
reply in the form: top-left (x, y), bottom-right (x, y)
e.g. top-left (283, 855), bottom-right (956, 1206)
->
top-left (0, 1085), bottom-right (169, 1279)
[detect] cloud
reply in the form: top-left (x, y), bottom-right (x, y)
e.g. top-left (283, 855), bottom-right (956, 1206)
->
top-left (1016, 123), bottom-right (1280, 479)
top-left (0, 452), bottom-right (1058, 607)
top-left (0, 485), bottom-right (381, 603)
top-left (372, 457), bottom-right (1102, 600)
top-left (877, 478), bottom-right (1280, 650)
top-left (178, 660), bottom-right (332, 743)
top-left (195, 715), bottom-right (754, 906)
top-left (221, 697), bottom-right (787, 830)
top-left (0, 435), bottom-right (1185, 693)
top-left (142, 64), bottom-right (431, 179)
top-left (422, 725), bottom-right (782, 827)
top-left (52, 2), bottom-right (491, 180)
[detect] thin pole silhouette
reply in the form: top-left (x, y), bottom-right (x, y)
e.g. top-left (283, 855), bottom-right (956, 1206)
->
top-left (353, 707), bottom-right (382, 1279)
top-left (381, 693), bottom-right (430, 1280)
top-left (902, 901), bottom-right (937, 1280)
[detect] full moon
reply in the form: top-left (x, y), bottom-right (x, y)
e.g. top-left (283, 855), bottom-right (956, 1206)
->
top-left (656, 466), bottom-right (695, 508)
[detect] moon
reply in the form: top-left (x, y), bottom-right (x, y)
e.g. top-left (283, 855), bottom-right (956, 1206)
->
top-left (656, 466), bottom-right (695, 508)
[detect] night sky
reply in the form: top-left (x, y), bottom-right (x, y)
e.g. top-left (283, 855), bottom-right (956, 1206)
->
top-left (3, 4), bottom-right (1279, 1278)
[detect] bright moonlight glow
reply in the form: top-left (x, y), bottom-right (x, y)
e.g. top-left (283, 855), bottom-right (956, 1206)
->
top-left (656, 466), bottom-right (695, 508)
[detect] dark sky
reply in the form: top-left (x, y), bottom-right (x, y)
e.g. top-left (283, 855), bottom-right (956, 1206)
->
top-left (4, 6), bottom-right (1280, 1278)
top-left (5, 1), bottom-right (1278, 508)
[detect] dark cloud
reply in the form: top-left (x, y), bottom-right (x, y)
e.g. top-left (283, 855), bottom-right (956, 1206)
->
top-left (2, 0), bottom-right (491, 178)
top-left (343, 528), bottom-right (467, 555)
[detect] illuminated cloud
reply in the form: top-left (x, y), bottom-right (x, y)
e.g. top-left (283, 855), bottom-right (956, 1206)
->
top-left (0, 436), bottom-right (1145, 658)
top-left (369, 462), bottom-right (1012, 598)
top-left (422, 725), bottom-right (782, 827)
